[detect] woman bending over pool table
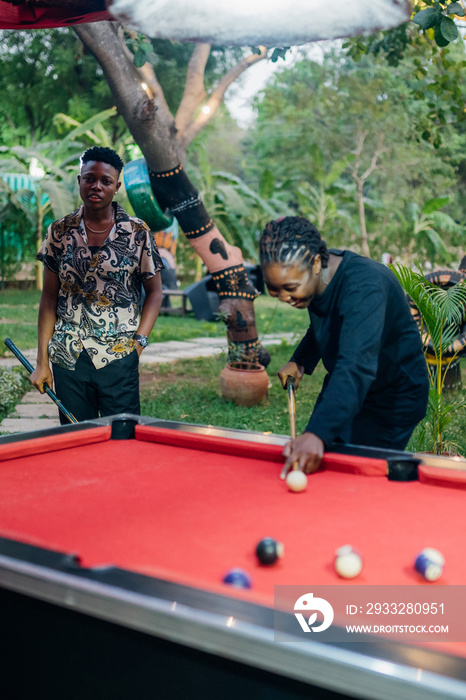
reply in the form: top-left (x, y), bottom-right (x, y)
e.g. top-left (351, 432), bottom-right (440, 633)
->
top-left (259, 217), bottom-right (429, 476)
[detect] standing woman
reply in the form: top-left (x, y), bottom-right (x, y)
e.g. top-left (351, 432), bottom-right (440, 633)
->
top-left (30, 146), bottom-right (163, 423)
top-left (259, 217), bottom-right (429, 475)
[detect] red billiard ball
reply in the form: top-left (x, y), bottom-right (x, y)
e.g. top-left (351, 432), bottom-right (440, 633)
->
top-left (255, 537), bottom-right (284, 565)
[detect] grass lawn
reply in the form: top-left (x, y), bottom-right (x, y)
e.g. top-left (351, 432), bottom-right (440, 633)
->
top-left (139, 347), bottom-right (466, 454)
top-left (140, 341), bottom-right (325, 437)
top-left (1, 287), bottom-right (465, 453)
top-left (0, 288), bottom-right (309, 354)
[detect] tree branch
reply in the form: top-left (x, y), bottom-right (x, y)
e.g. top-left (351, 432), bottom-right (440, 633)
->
top-left (181, 47), bottom-right (268, 148)
top-left (74, 21), bottom-right (180, 168)
top-left (351, 131), bottom-right (385, 184)
top-left (176, 44), bottom-right (211, 134)
top-left (116, 26), bottom-right (170, 114)
top-left (350, 130), bottom-right (386, 258)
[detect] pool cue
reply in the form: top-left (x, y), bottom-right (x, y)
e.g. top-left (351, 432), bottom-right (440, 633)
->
top-left (4, 338), bottom-right (78, 424)
top-left (286, 376), bottom-right (297, 441)
top-left (280, 375), bottom-right (298, 479)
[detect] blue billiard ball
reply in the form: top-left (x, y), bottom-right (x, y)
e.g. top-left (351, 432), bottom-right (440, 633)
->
top-left (414, 548), bottom-right (445, 582)
top-left (222, 568), bottom-right (252, 589)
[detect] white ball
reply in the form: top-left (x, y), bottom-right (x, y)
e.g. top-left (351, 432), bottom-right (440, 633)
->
top-left (285, 470), bottom-right (308, 492)
top-left (334, 545), bottom-right (363, 579)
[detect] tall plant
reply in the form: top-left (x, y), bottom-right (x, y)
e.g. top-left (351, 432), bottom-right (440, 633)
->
top-left (389, 263), bottom-right (466, 454)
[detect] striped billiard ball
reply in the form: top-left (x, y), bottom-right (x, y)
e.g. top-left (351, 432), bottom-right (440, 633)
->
top-left (414, 548), bottom-right (445, 582)
top-left (222, 568), bottom-right (252, 588)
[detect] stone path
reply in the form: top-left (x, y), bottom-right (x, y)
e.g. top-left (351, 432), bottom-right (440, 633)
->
top-left (0, 333), bottom-right (295, 435)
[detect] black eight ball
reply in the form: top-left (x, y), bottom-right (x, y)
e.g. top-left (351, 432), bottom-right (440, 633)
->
top-left (255, 537), bottom-right (283, 565)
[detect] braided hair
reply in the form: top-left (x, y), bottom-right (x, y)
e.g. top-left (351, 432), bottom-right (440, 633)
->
top-left (259, 217), bottom-right (329, 271)
top-left (80, 146), bottom-right (124, 174)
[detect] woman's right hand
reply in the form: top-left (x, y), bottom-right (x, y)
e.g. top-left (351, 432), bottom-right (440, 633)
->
top-left (277, 361), bottom-right (304, 390)
top-left (30, 363), bottom-right (53, 394)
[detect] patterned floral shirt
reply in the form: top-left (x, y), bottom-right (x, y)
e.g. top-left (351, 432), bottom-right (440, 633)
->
top-left (37, 202), bottom-right (163, 370)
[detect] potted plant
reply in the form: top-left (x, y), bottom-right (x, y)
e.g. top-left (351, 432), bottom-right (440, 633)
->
top-left (389, 263), bottom-right (466, 455)
top-left (219, 342), bottom-right (270, 407)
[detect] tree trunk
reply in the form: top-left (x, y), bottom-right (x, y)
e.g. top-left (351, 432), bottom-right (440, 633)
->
top-left (356, 181), bottom-right (371, 258)
top-left (74, 21), bottom-right (270, 365)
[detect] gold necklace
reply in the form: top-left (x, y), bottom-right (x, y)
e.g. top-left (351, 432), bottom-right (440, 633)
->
top-left (84, 211), bottom-right (115, 233)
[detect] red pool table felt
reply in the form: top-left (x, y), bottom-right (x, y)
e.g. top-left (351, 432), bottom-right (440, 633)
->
top-left (1, 424), bottom-right (465, 606)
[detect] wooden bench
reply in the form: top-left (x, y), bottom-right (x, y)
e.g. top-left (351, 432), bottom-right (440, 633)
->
top-left (160, 289), bottom-right (190, 316)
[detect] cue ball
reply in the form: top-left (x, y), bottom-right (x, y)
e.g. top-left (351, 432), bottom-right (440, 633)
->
top-left (255, 537), bottom-right (284, 565)
top-left (222, 568), bottom-right (252, 589)
top-left (286, 470), bottom-right (308, 492)
top-left (334, 545), bottom-right (363, 579)
top-left (414, 548), bottom-right (445, 582)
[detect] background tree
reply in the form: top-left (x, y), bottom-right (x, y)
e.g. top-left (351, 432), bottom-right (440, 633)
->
top-left (0, 22), bottom-right (274, 362)
top-left (0, 29), bottom-right (115, 145)
top-left (71, 22), bottom-right (273, 363)
top-left (243, 44), bottom-right (465, 263)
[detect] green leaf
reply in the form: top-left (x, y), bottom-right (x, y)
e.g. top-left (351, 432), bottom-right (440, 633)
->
top-left (258, 169), bottom-right (275, 200)
top-left (133, 48), bottom-right (147, 68)
top-left (270, 47), bottom-right (290, 63)
top-left (40, 179), bottom-right (75, 219)
top-left (423, 227), bottom-right (450, 256)
top-left (422, 196), bottom-right (450, 214)
top-left (412, 7), bottom-right (440, 29)
top-left (447, 3), bottom-right (464, 16)
top-left (439, 16), bottom-right (459, 42)
top-left (431, 211), bottom-right (465, 235)
top-left (434, 22), bottom-right (451, 47)
top-left (407, 201), bottom-right (420, 222)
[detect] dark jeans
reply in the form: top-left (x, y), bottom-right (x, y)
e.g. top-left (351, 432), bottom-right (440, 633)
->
top-left (52, 350), bottom-right (140, 425)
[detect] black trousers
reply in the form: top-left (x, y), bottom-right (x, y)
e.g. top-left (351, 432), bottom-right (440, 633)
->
top-left (337, 414), bottom-right (419, 451)
top-left (52, 350), bottom-right (140, 425)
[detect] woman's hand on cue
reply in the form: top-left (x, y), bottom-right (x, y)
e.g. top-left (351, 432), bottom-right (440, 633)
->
top-left (277, 361), bottom-right (304, 390)
top-left (280, 432), bottom-right (324, 478)
top-left (30, 363), bottom-right (53, 394)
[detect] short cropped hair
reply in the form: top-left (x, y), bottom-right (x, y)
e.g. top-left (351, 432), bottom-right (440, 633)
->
top-left (259, 217), bottom-right (329, 270)
top-left (80, 146), bottom-right (124, 174)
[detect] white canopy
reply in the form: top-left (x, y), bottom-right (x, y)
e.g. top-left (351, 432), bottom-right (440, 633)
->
top-left (108, 0), bottom-right (411, 47)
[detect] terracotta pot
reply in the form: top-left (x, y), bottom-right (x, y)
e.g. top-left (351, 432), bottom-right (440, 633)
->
top-left (219, 362), bottom-right (269, 407)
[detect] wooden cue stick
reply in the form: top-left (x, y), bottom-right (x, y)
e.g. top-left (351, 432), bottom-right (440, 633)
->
top-left (284, 375), bottom-right (300, 475)
top-left (287, 376), bottom-right (297, 440)
top-left (4, 337), bottom-right (79, 424)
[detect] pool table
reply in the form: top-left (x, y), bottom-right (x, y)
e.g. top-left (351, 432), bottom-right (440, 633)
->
top-left (1, 414), bottom-right (466, 700)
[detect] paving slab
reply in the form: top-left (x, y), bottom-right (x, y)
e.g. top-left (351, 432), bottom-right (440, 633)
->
top-left (140, 354), bottom-right (184, 365)
top-left (0, 358), bottom-right (22, 369)
top-left (0, 417), bottom-right (60, 434)
top-left (21, 391), bottom-right (55, 403)
top-left (152, 341), bottom-right (204, 351)
top-left (14, 404), bottom-right (59, 419)
top-left (190, 337), bottom-right (226, 347)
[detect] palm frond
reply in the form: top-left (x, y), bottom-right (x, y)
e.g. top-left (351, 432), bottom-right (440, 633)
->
top-left (389, 264), bottom-right (466, 356)
top-left (40, 180), bottom-right (76, 219)
top-left (430, 211), bottom-right (466, 236)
